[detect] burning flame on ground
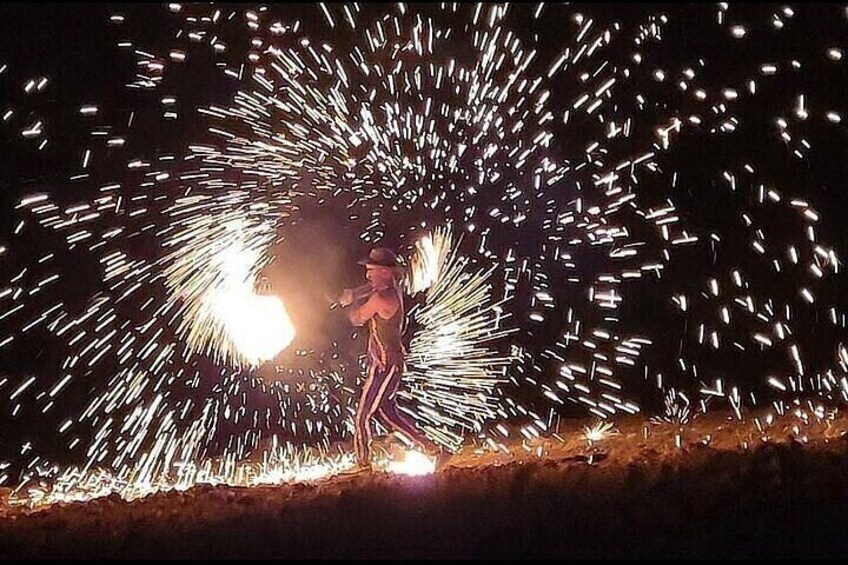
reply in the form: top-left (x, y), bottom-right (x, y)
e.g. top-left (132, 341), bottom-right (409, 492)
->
top-left (384, 450), bottom-right (437, 476)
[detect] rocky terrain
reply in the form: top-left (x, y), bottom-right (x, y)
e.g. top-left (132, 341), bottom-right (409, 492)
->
top-left (2, 411), bottom-right (847, 558)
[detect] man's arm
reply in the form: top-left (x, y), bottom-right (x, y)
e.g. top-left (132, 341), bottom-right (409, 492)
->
top-left (338, 282), bottom-right (374, 307)
top-left (347, 293), bottom-right (380, 326)
top-left (347, 290), bottom-right (398, 326)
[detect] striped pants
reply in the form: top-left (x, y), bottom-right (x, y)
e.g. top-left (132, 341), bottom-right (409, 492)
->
top-left (353, 356), bottom-right (436, 466)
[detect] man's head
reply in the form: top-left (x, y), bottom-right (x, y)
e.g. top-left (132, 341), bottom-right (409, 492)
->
top-left (358, 248), bottom-right (401, 286)
top-left (365, 265), bottom-right (397, 285)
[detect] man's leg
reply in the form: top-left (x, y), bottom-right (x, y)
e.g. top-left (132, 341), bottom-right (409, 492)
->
top-left (353, 363), bottom-right (391, 466)
top-left (375, 366), bottom-right (441, 454)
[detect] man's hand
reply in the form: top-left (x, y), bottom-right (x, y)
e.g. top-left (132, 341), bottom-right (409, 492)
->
top-left (338, 289), bottom-right (354, 307)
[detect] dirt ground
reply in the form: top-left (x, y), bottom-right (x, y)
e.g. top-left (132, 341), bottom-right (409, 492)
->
top-left (2, 411), bottom-right (847, 559)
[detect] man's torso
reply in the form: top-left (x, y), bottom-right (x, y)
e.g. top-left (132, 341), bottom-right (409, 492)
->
top-left (367, 286), bottom-right (404, 367)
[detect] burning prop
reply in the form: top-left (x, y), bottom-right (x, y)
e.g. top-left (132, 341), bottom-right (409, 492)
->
top-left (165, 216), bottom-right (296, 368)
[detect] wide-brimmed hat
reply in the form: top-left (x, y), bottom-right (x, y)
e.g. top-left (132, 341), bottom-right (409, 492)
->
top-left (357, 247), bottom-right (401, 268)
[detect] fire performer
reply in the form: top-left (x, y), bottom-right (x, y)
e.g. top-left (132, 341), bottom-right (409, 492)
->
top-left (337, 247), bottom-right (441, 469)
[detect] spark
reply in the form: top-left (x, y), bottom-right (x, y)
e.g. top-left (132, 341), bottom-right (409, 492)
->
top-left (582, 421), bottom-right (617, 443)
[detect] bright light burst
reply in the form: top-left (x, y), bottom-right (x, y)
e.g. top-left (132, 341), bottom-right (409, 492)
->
top-left (402, 225), bottom-right (513, 451)
top-left (384, 449), bottom-right (437, 477)
top-left (207, 284), bottom-right (295, 367)
top-left (582, 421), bottom-right (618, 444)
top-left (406, 226), bottom-right (451, 295)
top-left (173, 217), bottom-right (296, 367)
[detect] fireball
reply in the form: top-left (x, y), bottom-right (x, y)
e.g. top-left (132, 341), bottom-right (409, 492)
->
top-left (209, 287), bottom-right (296, 367)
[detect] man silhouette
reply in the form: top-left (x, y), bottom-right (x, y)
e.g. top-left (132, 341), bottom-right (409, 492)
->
top-left (338, 247), bottom-right (440, 469)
